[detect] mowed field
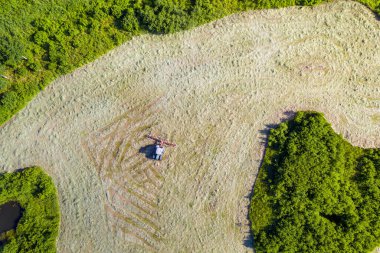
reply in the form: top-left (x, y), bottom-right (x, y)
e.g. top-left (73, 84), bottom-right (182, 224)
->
top-left (0, 1), bottom-right (379, 252)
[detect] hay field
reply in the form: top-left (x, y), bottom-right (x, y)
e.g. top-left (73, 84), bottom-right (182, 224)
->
top-left (0, 0), bottom-right (379, 252)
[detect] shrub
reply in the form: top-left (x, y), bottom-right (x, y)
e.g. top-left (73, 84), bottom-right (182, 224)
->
top-left (0, 167), bottom-right (60, 253)
top-left (15, 67), bottom-right (28, 76)
top-left (296, 0), bottom-right (325, 6)
top-left (120, 8), bottom-right (140, 33)
top-left (139, 4), bottom-right (190, 34)
top-left (27, 61), bottom-right (41, 72)
top-left (250, 111), bottom-right (380, 253)
top-left (0, 36), bottom-right (24, 67)
top-left (0, 77), bottom-right (9, 94)
top-left (32, 31), bottom-right (50, 49)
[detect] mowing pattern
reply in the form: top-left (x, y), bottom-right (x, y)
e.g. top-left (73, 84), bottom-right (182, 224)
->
top-left (1, 2), bottom-right (380, 252)
top-left (82, 101), bottom-right (164, 251)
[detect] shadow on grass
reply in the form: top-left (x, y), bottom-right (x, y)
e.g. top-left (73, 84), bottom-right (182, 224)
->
top-left (243, 110), bottom-right (295, 250)
top-left (139, 144), bottom-right (156, 160)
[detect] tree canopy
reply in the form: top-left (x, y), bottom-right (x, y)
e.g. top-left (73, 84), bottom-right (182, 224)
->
top-left (250, 111), bottom-right (380, 253)
top-left (0, 167), bottom-right (60, 253)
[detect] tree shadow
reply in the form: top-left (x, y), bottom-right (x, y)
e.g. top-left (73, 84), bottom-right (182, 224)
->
top-left (139, 144), bottom-right (156, 159)
top-left (243, 229), bottom-right (254, 248)
top-left (371, 7), bottom-right (380, 22)
top-left (243, 110), bottom-right (296, 250)
top-left (258, 111), bottom-right (295, 147)
top-left (258, 123), bottom-right (277, 146)
top-left (14, 168), bottom-right (25, 173)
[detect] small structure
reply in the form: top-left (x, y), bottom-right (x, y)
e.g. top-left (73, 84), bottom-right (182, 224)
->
top-left (147, 133), bottom-right (176, 161)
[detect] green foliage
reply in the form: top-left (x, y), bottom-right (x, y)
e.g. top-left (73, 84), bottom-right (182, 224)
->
top-left (356, 0), bottom-right (380, 10)
top-left (0, 0), bottom-right (380, 126)
top-left (0, 77), bottom-right (9, 94)
top-left (250, 111), bottom-right (380, 252)
top-left (0, 167), bottom-right (60, 253)
top-left (0, 35), bottom-right (24, 67)
top-left (120, 8), bottom-right (140, 33)
top-left (139, 1), bottom-right (192, 34)
top-left (296, 0), bottom-right (325, 6)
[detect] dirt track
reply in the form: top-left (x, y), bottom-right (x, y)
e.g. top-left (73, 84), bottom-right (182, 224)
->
top-left (0, 1), bottom-right (380, 252)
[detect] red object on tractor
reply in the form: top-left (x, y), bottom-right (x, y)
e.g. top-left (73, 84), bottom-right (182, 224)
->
top-left (147, 133), bottom-right (176, 147)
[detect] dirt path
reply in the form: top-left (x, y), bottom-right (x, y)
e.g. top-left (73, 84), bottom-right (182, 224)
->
top-left (0, 1), bottom-right (379, 252)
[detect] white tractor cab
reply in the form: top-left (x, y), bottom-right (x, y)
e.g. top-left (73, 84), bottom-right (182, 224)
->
top-left (147, 133), bottom-right (176, 161)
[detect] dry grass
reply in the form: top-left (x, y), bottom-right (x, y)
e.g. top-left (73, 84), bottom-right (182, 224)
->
top-left (0, 1), bottom-right (379, 252)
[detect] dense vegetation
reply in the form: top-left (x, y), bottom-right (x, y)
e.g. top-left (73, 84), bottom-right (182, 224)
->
top-left (1, 0), bottom-right (380, 125)
top-left (250, 111), bottom-right (380, 252)
top-left (0, 167), bottom-right (60, 253)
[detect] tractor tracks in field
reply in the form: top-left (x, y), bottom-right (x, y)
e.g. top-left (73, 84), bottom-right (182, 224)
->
top-left (82, 99), bottom-right (165, 251)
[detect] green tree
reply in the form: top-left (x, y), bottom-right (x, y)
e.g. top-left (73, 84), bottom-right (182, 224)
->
top-left (250, 112), bottom-right (380, 253)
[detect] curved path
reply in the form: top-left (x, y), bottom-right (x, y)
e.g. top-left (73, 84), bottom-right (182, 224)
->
top-left (0, 1), bottom-right (379, 252)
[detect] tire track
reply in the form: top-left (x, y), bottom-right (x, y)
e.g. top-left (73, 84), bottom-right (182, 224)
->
top-left (82, 99), bottom-right (164, 251)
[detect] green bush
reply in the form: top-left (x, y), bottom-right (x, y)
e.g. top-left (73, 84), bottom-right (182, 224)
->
top-left (0, 167), bottom-right (60, 253)
top-left (250, 111), bottom-right (380, 253)
top-left (0, 36), bottom-right (24, 67)
top-left (120, 8), bottom-right (140, 33)
top-left (139, 3), bottom-right (191, 34)
top-left (15, 67), bottom-right (28, 76)
top-left (0, 77), bottom-right (9, 94)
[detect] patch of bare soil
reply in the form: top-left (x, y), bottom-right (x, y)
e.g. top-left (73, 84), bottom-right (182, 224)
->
top-left (0, 1), bottom-right (379, 252)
